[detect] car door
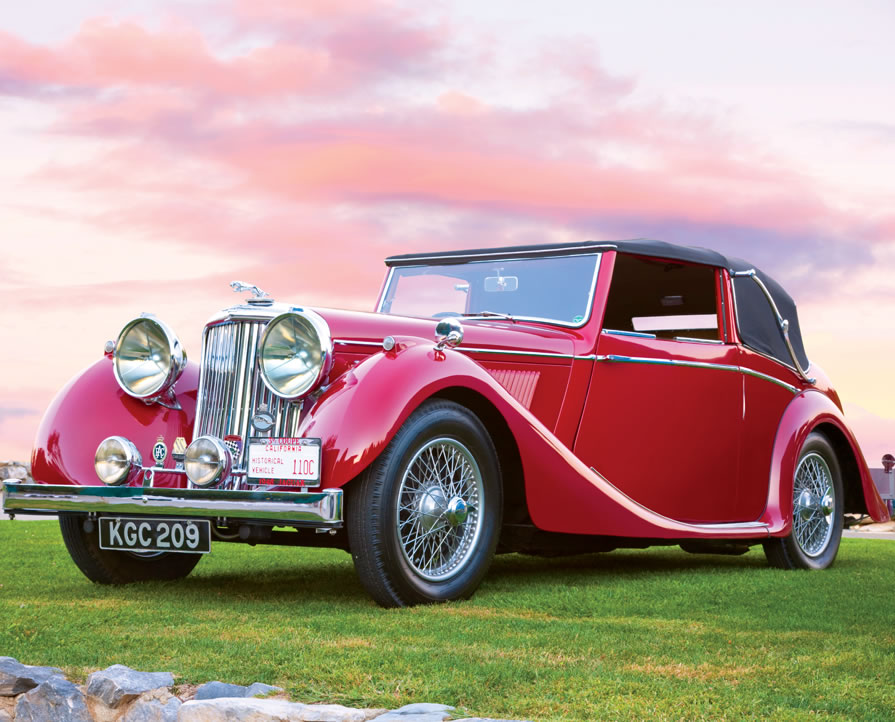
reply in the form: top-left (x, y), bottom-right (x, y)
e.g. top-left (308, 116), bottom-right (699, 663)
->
top-left (574, 254), bottom-right (745, 524)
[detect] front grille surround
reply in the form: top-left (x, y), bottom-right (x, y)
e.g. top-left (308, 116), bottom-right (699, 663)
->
top-left (193, 309), bottom-right (304, 488)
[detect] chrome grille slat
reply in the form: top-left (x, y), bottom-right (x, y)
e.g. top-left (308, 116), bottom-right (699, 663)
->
top-left (194, 318), bottom-right (302, 486)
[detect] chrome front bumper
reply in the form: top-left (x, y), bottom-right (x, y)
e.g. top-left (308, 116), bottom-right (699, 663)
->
top-left (1, 481), bottom-right (342, 527)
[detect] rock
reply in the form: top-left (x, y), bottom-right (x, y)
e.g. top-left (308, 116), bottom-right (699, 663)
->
top-left (370, 703), bottom-right (455, 722)
top-left (0, 656), bottom-right (64, 696)
top-left (86, 664), bottom-right (174, 708)
top-left (180, 698), bottom-right (387, 721)
top-left (0, 709), bottom-right (10, 722)
top-left (121, 693), bottom-right (182, 722)
top-left (246, 682), bottom-right (285, 697)
top-left (15, 674), bottom-right (92, 722)
top-left (195, 680), bottom-right (250, 699)
top-left (0, 462), bottom-right (29, 481)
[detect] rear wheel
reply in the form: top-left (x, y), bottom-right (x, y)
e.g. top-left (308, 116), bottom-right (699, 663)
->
top-left (59, 513), bottom-right (202, 584)
top-left (764, 432), bottom-right (843, 570)
top-left (348, 400), bottom-right (502, 607)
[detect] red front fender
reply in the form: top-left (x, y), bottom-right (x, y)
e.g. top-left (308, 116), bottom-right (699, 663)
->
top-left (299, 339), bottom-right (513, 490)
top-left (31, 354), bottom-right (198, 488)
top-left (761, 390), bottom-right (888, 533)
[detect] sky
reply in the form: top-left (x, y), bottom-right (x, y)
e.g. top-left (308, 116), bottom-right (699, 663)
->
top-left (0, 0), bottom-right (893, 468)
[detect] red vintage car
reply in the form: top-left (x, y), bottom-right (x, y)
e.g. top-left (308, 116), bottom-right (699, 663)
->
top-left (2, 240), bottom-right (887, 607)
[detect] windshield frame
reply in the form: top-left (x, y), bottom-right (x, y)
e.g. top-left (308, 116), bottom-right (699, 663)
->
top-left (376, 252), bottom-right (602, 329)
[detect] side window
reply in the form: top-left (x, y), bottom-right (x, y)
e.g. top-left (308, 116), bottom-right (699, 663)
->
top-left (602, 255), bottom-right (720, 341)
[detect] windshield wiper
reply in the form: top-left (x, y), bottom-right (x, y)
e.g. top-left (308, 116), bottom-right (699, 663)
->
top-left (461, 311), bottom-right (516, 323)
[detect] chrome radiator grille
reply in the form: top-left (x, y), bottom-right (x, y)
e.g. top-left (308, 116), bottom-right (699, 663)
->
top-left (194, 319), bottom-right (302, 470)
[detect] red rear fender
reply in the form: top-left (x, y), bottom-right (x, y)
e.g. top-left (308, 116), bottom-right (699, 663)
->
top-left (761, 390), bottom-right (888, 532)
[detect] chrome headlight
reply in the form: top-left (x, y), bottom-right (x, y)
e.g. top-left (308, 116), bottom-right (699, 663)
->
top-left (95, 436), bottom-right (142, 486)
top-left (113, 315), bottom-right (186, 400)
top-left (258, 311), bottom-right (333, 399)
top-left (184, 436), bottom-right (232, 488)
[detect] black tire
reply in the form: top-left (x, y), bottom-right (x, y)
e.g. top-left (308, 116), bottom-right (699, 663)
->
top-left (763, 432), bottom-right (843, 570)
top-left (59, 513), bottom-right (202, 584)
top-left (347, 399), bottom-right (502, 607)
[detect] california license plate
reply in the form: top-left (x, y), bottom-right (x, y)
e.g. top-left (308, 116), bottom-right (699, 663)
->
top-left (99, 517), bottom-right (211, 554)
top-left (247, 437), bottom-right (321, 486)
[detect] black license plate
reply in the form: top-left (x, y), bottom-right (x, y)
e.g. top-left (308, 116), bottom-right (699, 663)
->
top-left (99, 517), bottom-right (211, 554)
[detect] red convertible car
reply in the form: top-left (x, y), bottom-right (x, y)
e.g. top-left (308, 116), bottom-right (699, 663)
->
top-left (2, 240), bottom-right (887, 607)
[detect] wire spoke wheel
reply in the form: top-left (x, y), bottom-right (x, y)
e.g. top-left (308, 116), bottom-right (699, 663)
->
top-left (348, 399), bottom-right (502, 607)
top-left (792, 452), bottom-right (835, 557)
top-left (764, 432), bottom-right (843, 571)
top-left (397, 438), bottom-right (484, 581)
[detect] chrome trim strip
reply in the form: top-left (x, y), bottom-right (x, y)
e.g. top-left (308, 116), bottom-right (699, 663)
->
top-left (2, 482), bottom-right (342, 526)
top-left (730, 269), bottom-right (815, 384)
top-left (456, 347), bottom-right (596, 361)
top-left (595, 354), bottom-right (798, 393)
top-left (687, 521), bottom-right (768, 530)
top-left (333, 339), bottom-right (385, 348)
top-left (739, 367), bottom-right (800, 393)
top-left (672, 336), bottom-right (725, 345)
top-left (603, 329), bottom-right (657, 339)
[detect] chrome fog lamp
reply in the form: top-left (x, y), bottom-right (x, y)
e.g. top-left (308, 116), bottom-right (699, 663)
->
top-left (113, 315), bottom-right (186, 400)
top-left (95, 436), bottom-right (142, 486)
top-left (258, 311), bottom-right (333, 399)
top-left (184, 436), bottom-right (232, 488)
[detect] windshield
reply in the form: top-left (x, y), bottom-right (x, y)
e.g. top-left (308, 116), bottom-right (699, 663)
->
top-left (379, 253), bottom-right (601, 326)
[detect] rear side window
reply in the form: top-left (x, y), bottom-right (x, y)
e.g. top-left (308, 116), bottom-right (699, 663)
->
top-left (603, 255), bottom-right (720, 341)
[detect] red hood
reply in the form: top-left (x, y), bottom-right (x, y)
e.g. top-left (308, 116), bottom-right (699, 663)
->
top-left (314, 307), bottom-right (577, 357)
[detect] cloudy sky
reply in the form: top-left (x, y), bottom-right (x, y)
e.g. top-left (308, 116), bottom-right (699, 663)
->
top-left (1, 0), bottom-right (893, 466)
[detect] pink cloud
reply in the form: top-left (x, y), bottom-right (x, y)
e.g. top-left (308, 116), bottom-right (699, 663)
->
top-left (0, 1), bottom-right (441, 101)
top-left (4, 1), bottom-right (893, 288)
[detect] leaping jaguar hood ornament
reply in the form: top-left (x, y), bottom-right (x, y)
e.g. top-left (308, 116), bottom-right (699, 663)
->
top-left (230, 280), bottom-right (273, 305)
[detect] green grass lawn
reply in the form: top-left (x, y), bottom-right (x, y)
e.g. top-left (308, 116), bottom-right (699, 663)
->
top-left (1, 521), bottom-right (894, 721)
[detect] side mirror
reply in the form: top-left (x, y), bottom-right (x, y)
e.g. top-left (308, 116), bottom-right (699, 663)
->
top-left (435, 317), bottom-right (464, 349)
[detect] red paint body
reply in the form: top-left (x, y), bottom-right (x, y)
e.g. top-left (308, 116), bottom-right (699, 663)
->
top-left (31, 355), bottom-right (197, 489)
top-left (31, 250), bottom-right (888, 542)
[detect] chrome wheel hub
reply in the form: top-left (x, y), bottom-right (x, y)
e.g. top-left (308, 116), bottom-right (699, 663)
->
top-left (417, 486), bottom-right (447, 532)
top-left (396, 438), bottom-right (483, 581)
top-left (792, 452), bottom-right (835, 557)
top-left (446, 496), bottom-right (469, 526)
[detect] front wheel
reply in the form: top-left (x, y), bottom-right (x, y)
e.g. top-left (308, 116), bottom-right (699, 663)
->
top-left (59, 513), bottom-right (202, 584)
top-left (763, 432), bottom-right (843, 570)
top-left (348, 400), bottom-right (502, 607)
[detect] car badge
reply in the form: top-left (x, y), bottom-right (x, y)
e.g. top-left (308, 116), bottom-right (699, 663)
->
top-left (152, 436), bottom-right (168, 466)
top-left (251, 406), bottom-right (275, 432)
top-left (224, 435), bottom-right (243, 459)
top-left (171, 436), bottom-right (187, 470)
